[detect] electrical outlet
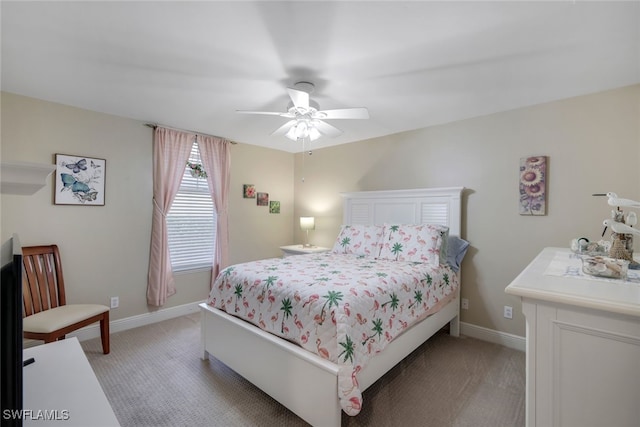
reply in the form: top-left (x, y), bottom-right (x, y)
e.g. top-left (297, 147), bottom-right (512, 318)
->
top-left (504, 305), bottom-right (513, 319)
top-left (461, 298), bottom-right (469, 310)
top-left (110, 296), bottom-right (119, 309)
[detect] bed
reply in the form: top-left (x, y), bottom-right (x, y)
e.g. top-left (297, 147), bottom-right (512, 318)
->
top-left (200, 187), bottom-right (465, 426)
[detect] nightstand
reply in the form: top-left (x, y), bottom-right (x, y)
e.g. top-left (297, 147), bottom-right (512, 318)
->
top-left (280, 245), bottom-right (330, 257)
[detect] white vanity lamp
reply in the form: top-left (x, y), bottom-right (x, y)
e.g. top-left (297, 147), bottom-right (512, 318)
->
top-left (300, 217), bottom-right (315, 247)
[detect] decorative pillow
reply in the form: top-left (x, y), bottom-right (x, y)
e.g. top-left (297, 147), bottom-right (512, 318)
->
top-left (331, 224), bottom-right (385, 257)
top-left (378, 224), bottom-right (449, 265)
top-left (446, 235), bottom-right (470, 272)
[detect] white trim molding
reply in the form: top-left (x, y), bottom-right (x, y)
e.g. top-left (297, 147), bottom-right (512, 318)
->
top-left (461, 321), bottom-right (526, 352)
top-left (26, 300), bottom-right (526, 354)
top-left (69, 300), bottom-right (204, 343)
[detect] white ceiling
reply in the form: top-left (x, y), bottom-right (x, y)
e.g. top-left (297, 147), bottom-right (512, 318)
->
top-left (2, 1), bottom-right (639, 153)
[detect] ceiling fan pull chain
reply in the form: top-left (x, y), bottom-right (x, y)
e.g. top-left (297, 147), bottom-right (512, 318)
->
top-left (301, 136), bottom-right (306, 182)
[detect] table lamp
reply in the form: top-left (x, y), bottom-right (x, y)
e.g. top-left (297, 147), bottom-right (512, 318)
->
top-left (300, 217), bottom-right (315, 247)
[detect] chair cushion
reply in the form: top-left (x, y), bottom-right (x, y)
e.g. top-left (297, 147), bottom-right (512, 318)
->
top-left (23, 304), bottom-right (109, 333)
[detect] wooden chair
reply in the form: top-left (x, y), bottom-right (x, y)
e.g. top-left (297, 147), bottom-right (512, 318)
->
top-left (22, 245), bottom-right (110, 354)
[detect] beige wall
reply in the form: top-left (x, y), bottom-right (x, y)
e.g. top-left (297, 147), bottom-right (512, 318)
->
top-left (2, 86), bottom-right (638, 337)
top-left (0, 92), bottom-right (294, 320)
top-left (293, 84), bottom-right (640, 337)
top-left (227, 142), bottom-right (294, 263)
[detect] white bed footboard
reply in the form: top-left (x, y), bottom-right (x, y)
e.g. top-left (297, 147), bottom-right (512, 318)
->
top-left (200, 289), bottom-right (459, 426)
top-left (200, 302), bottom-right (342, 427)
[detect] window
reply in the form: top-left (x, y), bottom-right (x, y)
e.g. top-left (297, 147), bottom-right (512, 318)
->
top-left (166, 142), bottom-right (216, 272)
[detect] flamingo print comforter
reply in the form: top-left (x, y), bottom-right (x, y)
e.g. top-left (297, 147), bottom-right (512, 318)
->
top-left (206, 252), bottom-right (459, 416)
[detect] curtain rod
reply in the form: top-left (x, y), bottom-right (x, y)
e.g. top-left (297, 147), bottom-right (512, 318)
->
top-left (144, 123), bottom-right (237, 144)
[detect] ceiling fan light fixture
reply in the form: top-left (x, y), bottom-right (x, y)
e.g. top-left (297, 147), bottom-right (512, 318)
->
top-left (285, 121), bottom-right (306, 140)
top-left (308, 126), bottom-right (321, 141)
top-left (284, 119), bottom-right (322, 142)
top-left (239, 82), bottom-right (369, 143)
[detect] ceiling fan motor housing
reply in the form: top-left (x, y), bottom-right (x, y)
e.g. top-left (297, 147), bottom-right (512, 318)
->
top-left (293, 81), bottom-right (315, 94)
top-left (287, 99), bottom-right (320, 115)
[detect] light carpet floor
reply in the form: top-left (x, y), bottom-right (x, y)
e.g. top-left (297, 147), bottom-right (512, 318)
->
top-left (82, 313), bottom-right (525, 427)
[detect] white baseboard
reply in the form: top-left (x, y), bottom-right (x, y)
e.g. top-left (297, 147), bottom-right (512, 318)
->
top-left (460, 322), bottom-right (525, 352)
top-left (67, 300), bottom-right (205, 343)
top-left (43, 302), bottom-right (526, 353)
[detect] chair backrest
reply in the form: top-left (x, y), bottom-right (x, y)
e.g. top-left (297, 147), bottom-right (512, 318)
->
top-left (22, 245), bottom-right (66, 317)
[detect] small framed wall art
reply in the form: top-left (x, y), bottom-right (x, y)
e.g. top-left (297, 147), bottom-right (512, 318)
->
top-left (243, 184), bottom-right (256, 198)
top-left (269, 201), bottom-right (280, 214)
top-left (257, 192), bottom-right (269, 206)
top-left (519, 155), bottom-right (547, 215)
top-left (54, 154), bottom-right (106, 206)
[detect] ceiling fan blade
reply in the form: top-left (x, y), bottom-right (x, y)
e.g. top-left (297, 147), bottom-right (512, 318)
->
top-left (314, 120), bottom-right (343, 138)
top-left (316, 107), bottom-right (370, 120)
top-left (236, 110), bottom-right (295, 118)
top-left (271, 120), bottom-right (297, 136)
top-left (287, 88), bottom-right (310, 111)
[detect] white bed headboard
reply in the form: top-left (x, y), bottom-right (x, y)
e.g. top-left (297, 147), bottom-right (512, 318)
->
top-left (340, 187), bottom-right (464, 237)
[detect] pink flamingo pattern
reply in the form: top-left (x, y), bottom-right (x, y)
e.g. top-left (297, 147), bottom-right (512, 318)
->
top-left (332, 224), bottom-right (385, 256)
top-left (207, 248), bottom-right (458, 417)
top-left (378, 223), bottom-right (449, 265)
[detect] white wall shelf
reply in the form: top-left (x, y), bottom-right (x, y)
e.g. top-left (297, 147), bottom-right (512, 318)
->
top-left (0, 162), bottom-right (55, 195)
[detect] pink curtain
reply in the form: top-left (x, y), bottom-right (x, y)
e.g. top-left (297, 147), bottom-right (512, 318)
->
top-left (198, 135), bottom-right (231, 283)
top-left (147, 127), bottom-right (194, 306)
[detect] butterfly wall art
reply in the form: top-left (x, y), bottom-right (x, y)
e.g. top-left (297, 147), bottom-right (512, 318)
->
top-left (54, 154), bottom-right (106, 205)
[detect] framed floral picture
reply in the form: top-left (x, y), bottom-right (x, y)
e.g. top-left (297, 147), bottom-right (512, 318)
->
top-left (243, 184), bottom-right (256, 198)
top-left (54, 154), bottom-right (106, 206)
top-left (257, 192), bottom-right (269, 206)
top-left (519, 155), bottom-right (547, 215)
top-left (269, 201), bottom-right (280, 214)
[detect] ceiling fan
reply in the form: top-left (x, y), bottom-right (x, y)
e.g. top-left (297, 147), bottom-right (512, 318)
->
top-left (237, 82), bottom-right (369, 142)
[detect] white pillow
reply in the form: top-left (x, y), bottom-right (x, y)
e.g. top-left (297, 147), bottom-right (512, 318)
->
top-left (331, 224), bottom-right (385, 257)
top-left (378, 224), bottom-right (449, 265)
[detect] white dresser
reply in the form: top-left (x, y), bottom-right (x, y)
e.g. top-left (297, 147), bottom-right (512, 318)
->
top-left (505, 247), bottom-right (640, 427)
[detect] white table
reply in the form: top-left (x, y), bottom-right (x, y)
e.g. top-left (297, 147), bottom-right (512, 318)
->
top-left (279, 245), bottom-right (330, 257)
top-left (23, 337), bottom-right (119, 426)
top-left (505, 247), bottom-right (640, 427)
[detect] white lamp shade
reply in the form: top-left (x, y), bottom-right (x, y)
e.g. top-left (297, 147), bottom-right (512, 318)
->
top-left (300, 217), bottom-right (315, 231)
top-left (308, 126), bottom-right (321, 141)
top-left (285, 120), bottom-right (322, 142)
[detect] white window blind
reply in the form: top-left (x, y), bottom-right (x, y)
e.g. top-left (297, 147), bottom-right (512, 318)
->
top-left (166, 142), bottom-right (216, 272)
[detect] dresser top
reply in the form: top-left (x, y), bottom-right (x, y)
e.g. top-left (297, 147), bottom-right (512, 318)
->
top-left (505, 247), bottom-right (640, 317)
